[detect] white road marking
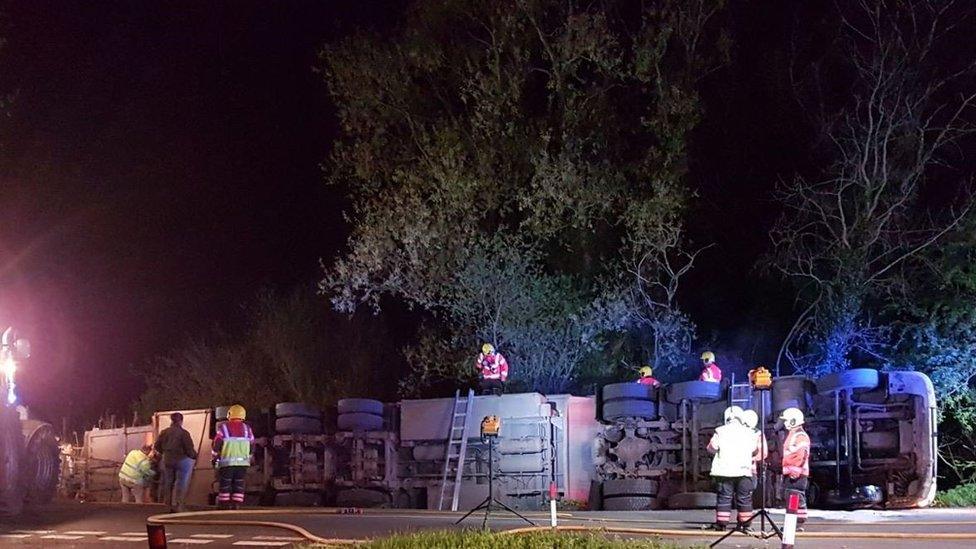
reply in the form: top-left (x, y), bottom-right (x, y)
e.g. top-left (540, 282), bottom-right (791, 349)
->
top-left (168, 539), bottom-right (214, 545)
top-left (120, 531), bottom-right (149, 536)
top-left (232, 542), bottom-right (290, 547)
top-left (13, 530), bottom-right (54, 534)
top-left (41, 534), bottom-right (85, 540)
top-left (99, 536), bottom-right (146, 542)
top-left (65, 530), bottom-right (108, 535)
top-left (0, 534), bottom-right (32, 539)
top-left (192, 533), bottom-right (235, 538)
top-left (251, 536), bottom-right (304, 541)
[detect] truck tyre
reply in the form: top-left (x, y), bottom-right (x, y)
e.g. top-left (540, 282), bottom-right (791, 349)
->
top-left (602, 495), bottom-right (661, 510)
top-left (0, 409), bottom-right (23, 517)
top-left (336, 488), bottom-right (390, 508)
top-left (215, 406), bottom-right (230, 421)
top-left (497, 453), bottom-right (545, 473)
top-left (22, 425), bottom-right (59, 505)
top-left (816, 369), bottom-right (879, 394)
top-left (602, 479), bottom-right (659, 497)
top-left (666, 381), bottom-right (722, 403)
top-left (602, 383), bottom-right (657, 402)
top-left (667, 491), bottom-right (717, 509)
top-left (337, 399), bottom-right (384, 416)
top-left (337, 413), bottom-right (384, 432)
top-left (275, 416), bottom-right (323, 435)
top-left (772, 376), bottom-right (813, 415)
top-left (275, 402), bottom-right (322, 419)
top-left (601, 400), bottom-right (657, 422)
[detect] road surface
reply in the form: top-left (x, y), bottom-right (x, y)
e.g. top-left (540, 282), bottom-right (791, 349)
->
top-left (1, 502), bottom-right (974, 547)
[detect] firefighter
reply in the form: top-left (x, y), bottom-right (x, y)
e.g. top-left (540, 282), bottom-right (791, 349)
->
top-left (637, 366), bottom-right (661, 387)
top-left (777, 407), bottom-right (811, 528)
top-left (118, 443), bottom-right (155, 503)
top-left (212, 404), bottom-right (255, 510)
top-left (475, 343), bottom-right (509, 395)
top-left (741, 409), bottom-right (768, 478)
top-left (699, 351), bottom-right (722, 382)
top-left (706, 406), bottom-right (758, 531)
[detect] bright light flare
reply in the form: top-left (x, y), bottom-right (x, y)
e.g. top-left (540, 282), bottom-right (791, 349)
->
top-left (1, 357), bottom-right (16, 405)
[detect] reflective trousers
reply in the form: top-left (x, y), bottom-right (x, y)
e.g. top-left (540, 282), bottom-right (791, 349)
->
top-left (218, 465), bottom-right (248, 505)
top-left (714, 476), bottom-right (754, 526)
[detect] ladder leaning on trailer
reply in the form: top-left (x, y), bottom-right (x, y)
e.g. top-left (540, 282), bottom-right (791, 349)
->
top-left (436, 388), bottom-right (475, 511)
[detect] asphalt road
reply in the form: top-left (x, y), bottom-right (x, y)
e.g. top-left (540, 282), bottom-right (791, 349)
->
top-left (1, 502), bottom-right (974, 548)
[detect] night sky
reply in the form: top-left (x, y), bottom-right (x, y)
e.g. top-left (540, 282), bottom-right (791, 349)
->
top-left (0, 1), bottom-right (807, 427)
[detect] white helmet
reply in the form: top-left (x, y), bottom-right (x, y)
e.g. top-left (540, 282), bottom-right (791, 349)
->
top-left (723, 406), bottom-right (744, 425)
top-left (741, 409), bottom-right (759, 430)
top-left (779, 407), bottom-right (804, 429)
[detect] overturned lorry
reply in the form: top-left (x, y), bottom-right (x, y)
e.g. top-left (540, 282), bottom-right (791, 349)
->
top-left (77, 368), bottom-right (937, 512)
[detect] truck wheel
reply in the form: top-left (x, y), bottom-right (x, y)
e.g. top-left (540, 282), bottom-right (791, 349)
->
top-left (337, 399), bottom-right (384, 416)
top-left (816, 369), bottom-right (879, 394)
top-left (602, 479), bottom-right (659, 497)
top-left (215, 406), bottom-right (230, 421)
top-left (275, 416), bottom-right (323, 435)
top-left (602, 383), bottom-right (657, 402)
top-left (601, 400), bottom-right (657, 422)
top-left (667, 491), bottom-right (717, 509)
top-left (336, 488), bottom-right (390, 508)
top-left (772, 376), bottom-right (813, 415)
top-left (602, 495), bottom-right (661, 510)
top-left (337, 413), bottom-right (384, 432)
top-left (22, 425), bottom-right (59, 505)
top-left (0, 409), bottom-right (23, 517)
top-left (665, 381), bottom-right (722, 403)
top-left (275, 402), bottom-right (322, 419)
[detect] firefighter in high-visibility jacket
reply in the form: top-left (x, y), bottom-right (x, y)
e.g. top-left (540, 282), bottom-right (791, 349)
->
top-left (706, 406), bottom-right (758, 531)
top-left (636, 366), bottom-right (661, 387)
top-left (118, 443), bottom-right (155, 503)
top-left (475, 343), bottom-right (509, 395)
top-left (212, 404), bottom-right (255, 510)
top-left (778, 407), bottom-right (811, 528)
top-left (741, 410), bottom-right (768, 477)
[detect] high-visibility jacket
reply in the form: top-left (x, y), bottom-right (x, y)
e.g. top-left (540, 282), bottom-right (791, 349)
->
top-left (212, 419), bottom-right (254, 468)
top-left (707, 422), bottom-right (756, 477)
top-left (700, 363), bottom-right (722, 382)
top-left (476, 352), bottom-right (509, 381)
top-left (637, 376), bottom-right (661, 387)
top-left (752, 430), bottom-right (769, 476)
top-left (782, 427), bottom-right (810, 478)
top-left (118, 449), bottom-right (154, 486)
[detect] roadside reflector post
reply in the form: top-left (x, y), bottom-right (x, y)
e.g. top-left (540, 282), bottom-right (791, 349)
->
top-left (147, 523), bottom-right (167, 549)
top-left (549, 481), bottom-right (558, 528)
top-left (781, 491), bottom-right (800, 548)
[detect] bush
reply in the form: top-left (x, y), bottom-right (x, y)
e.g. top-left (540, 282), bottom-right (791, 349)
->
top-left (934, 483), bottom-right (976, 507)
top-left (319, 530), bottom-right (691, 549)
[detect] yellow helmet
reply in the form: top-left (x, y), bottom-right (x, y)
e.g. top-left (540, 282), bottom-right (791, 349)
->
top-left (482, 343), bottom-right (495, 355)
top-left (638, 366), bottom-right (653, 378)
top-left (227, 404), bottom-right (246, 420)
top-left (701, 351), bottom-right (715, 363)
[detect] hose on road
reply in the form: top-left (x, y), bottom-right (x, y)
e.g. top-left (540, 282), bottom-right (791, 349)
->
top-left (499, 524), bottom-right (976, 541)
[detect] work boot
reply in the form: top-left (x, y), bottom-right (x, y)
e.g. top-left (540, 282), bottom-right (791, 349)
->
top-left (704, 522), bottom-right (727, 531)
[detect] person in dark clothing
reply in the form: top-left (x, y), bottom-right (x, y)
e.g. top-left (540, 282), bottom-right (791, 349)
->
top-left (154, 412), bottom-right (198, 512)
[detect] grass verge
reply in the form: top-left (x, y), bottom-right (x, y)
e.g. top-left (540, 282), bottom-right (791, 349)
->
top-left (306, 529), bottom-right (696, 548)
top-left (934, 483), bottom-right (976, 507)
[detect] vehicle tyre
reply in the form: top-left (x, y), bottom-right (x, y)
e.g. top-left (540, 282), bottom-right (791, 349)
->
top-left (667, 491), bottom-right (717, 509)
top-left (273, 490), bottom-right (321, 507)
top-left (601, 400), bottom-right (657, 422)
top-left (337, 413), bottom-right (384, 432)
top-left (772, 376), bottom-right (813, 415)
top-left (275, 416), bottom-right (323, 435)
top-left (0, 409), bottom-right (23, 517)
top-left (215, 406), bottom-right (230, 421)
top-left (816, 369), bottom-right (879, 394)
top-left (275, 402), bottom-right (322, 419)
top-left (21, 424), bottom-right (59, 505)
top-left (497, 453), bottom-right (545, 474)
top-left (337, 399), bottom-right (384, 416)
top-left (336, 488), bottom-right (390, 508)
top-left (602, 383), bottom-right (657, 402)
top-left (602, 495), bottom-right (661, 511)
top-left (602, 479), bottom-right (659, 497)
top-left (666, 381), bottom-right (722, 403)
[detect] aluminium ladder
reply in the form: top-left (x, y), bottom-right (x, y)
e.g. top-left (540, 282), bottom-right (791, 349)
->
top-left (729, 372), bottom-right (753, 409)
top-left (437, 388), bottom-right (475, 511)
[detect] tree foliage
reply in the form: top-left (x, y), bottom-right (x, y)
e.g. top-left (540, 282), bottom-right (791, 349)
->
top-left (321, 0), bottom-right (727, 391)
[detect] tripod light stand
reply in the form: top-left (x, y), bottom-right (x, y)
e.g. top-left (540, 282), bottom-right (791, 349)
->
top-left (456, 415), bottom-right (536, 529)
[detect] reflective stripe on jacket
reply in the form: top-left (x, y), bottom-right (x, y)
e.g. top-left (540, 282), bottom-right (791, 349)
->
top-left (700, 363), bottom-right (722, 382)
top-left (212, 419), bottom-right (254, 467)
top-left (782, 427), bottom-right (810, 478)
top-left (476, 352), bottom-right (509, 381)
top-left (707, 423), bottom-right (756, 478)
top-left (118, 449), bottom-right (154, 485)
